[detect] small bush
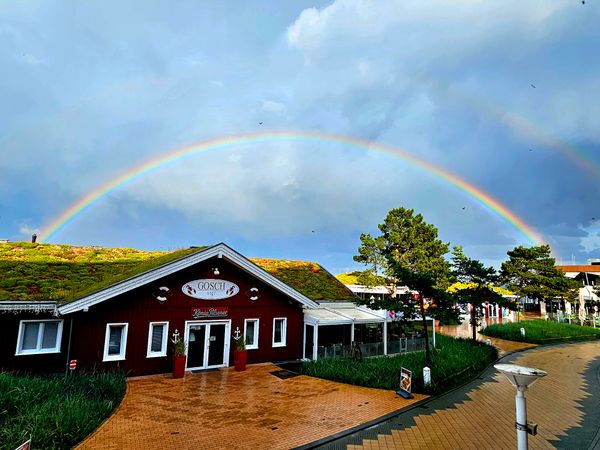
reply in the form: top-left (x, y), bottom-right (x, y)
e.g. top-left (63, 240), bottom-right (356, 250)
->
top-left (301, 335), bottom-right (497, 395)
top-left (481, 320), bottom-right (600, 344)
top-left (0, 371), bottom-right (126, 450)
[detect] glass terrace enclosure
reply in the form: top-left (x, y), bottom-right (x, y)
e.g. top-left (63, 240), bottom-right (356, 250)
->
top-left (303, 302), bottom-right (435, 360)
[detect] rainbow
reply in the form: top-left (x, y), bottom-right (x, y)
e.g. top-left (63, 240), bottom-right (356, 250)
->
top-left (39, 130), bottom-right (546, 246)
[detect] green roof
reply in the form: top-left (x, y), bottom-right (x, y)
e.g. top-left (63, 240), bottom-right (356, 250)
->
top-left (250, 258), bottom-right (357, 302)
top-left (0, 242), bottom-right (203, 303)
top-left (0, 243), bottom-right (356, 304)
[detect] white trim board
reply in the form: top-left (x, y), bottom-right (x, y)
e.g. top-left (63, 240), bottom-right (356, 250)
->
top-left (58, 243), bottom-right (319, 314)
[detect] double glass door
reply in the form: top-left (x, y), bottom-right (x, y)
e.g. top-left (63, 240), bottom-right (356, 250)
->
top-left (186, 321), bottom-right (230, 370)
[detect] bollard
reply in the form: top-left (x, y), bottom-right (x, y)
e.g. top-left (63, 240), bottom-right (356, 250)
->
top-left (423, 366), bottom-right (431, 386)
top-left (520, 327), bottom-right (526, 338)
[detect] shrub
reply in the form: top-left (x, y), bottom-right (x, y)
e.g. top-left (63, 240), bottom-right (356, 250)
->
top-left (301, 335), bottom-right (497, 395)
top-left (0, 371), bottom-right (126, 450)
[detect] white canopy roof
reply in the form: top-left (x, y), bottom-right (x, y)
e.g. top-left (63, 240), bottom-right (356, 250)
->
top-left (304, 302), bottom-right (386, 326)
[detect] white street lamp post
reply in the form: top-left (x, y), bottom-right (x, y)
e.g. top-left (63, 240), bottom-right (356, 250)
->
top-left (495, 364), bottom-right (547, 450)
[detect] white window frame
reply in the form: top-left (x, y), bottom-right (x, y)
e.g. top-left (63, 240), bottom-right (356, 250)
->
top-left (244, 318), bottom-right (259, 350)
top-left (15, 319), bottom-right (63, 356)
top-left (146, 321), bottom-right (169, 358)
top-left (272, 317), bottom-right (287, 348)
top-left (103, 323), bottom-right (129, 362)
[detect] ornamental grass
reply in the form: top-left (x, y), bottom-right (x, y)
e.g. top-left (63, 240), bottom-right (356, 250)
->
top-left (481, 319), bottom-right (600, 344)
top-left (0, 371), bottom-right (126, 450)
top-left (301, 334), bottom-right (497, 395)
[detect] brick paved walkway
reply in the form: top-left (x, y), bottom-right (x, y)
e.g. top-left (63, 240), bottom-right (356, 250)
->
top-left (319, 341), bottom-right (600, 450)
top-left (438, 320), bottom-right (538, 355)
top-left (77, 364), bottom-right (426, 450)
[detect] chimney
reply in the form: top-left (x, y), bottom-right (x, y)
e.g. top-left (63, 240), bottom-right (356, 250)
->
top-left (31, 234), bottom-right (37, 243)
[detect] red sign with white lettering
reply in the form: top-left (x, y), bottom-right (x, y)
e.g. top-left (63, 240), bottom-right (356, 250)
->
top-left (69, 360), bottom-right (77, 370)
top-left (191, 307), bottom-right (228, 319)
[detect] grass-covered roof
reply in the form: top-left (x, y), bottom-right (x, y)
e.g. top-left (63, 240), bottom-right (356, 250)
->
top-left (250, 258), bottom-right (357, 302)
top-left (448, 281), bottom-right (515, 296)
top-left (0, 242), bottom-right (204, 303)
top-left (0, 243), bottom-right (357, 303)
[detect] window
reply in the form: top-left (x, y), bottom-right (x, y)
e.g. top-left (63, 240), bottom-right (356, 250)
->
top-left (244, 319), bottom-right (259, 350)
top-left (103, 323), bottom-right (128, 361)
top-left (15, 320), bottom-right (63, 355)
top-left (147, 322), bottom-right (169, 358)
top-left (272, 317), bottom-right (287, 347)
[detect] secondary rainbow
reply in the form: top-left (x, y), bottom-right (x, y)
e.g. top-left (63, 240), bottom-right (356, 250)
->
top-left (39, 130), bottom-right (546, 246)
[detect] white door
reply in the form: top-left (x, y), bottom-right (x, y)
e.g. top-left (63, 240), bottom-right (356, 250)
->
top-left (185, 320), bottom-right (231, 370)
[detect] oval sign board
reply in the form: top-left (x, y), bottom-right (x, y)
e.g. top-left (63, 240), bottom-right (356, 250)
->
top-left (182, 279), bottom-right (240, 300)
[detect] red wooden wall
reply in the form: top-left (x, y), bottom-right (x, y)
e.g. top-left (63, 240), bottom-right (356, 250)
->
top-left (0, 312), bottom-right (67, 374)
top-left (66, 256), bottom-right (305, 376)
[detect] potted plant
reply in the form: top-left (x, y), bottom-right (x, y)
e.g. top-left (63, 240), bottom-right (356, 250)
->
top-left (172, 332), bottom-right (187, 379)
top-left (233, 334), bottom-right (247, 372)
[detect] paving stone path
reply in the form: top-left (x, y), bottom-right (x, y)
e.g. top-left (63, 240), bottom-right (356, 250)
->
top-left (77, 364), bottom-right (426, 450)
top-left (317, 341), bottom-right (600, 450)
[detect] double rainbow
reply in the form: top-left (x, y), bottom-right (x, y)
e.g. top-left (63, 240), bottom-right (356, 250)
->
top-left (39, 130), bottom-right (545, 246)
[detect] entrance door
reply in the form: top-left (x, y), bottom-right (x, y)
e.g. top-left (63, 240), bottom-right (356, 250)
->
top-left (207, 324), bottom-right (226, 366)
top-left (187, 324), bottom-right (207, 369)
top-left (185, 321), bottom-right (230, 370)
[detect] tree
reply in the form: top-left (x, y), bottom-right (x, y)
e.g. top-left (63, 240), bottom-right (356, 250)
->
top-left (450, 246), bottom-right (505, 341)
top-left (500, 245), bottom-right (578, 311)
top-left (354, 207), bottom-right (451, 364)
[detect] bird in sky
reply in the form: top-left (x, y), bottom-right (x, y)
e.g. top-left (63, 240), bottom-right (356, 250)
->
top-left (530, 84), bottom-right (536, 88)
top-left (529, 149), bottom-right (534, 152)
top-left (259, 122), bottom-right (263, 125)
top-left (462, 207), bottom-right (466, 210)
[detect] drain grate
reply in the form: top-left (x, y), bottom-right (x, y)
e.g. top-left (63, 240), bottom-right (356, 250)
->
top-left (270, 370), bottom-right (300, 380)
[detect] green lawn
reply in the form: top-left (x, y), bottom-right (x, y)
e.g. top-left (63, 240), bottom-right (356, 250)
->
top-left (481, 320), bottom-right (600, 344)
top-left (301, 334), bottom-right (498, 395)
top-left (0, 372), bottom-right (126, 450)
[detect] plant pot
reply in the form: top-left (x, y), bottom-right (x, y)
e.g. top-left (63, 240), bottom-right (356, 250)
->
top-left (234, 350), bottom-right (247, 371)
top-left (173, 354), bottom-right (186, 378)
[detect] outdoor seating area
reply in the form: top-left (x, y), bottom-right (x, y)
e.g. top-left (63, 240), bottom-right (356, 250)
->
top-left (304, 304), bottom-right (435, 360)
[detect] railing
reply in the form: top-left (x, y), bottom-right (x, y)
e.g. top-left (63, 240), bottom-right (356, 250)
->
top-left (316, 335), bottom-right (433, 359)
top-left (388, 336), bottom-right (431, 354)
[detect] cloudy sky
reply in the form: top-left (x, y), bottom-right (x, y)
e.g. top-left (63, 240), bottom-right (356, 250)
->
top-left (1, 0), bottom-right (599, 273)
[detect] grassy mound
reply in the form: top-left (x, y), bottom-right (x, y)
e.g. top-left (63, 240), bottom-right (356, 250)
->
top-left (0, 371), bottom-right (126, 450)
top-left (301, 334), bottom-right (497, 395)
top-left (481, 320), bottom-right (600, 344)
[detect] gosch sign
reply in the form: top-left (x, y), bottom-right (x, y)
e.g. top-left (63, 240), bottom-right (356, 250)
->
top-left (182, 279), bottom-right (240, 300)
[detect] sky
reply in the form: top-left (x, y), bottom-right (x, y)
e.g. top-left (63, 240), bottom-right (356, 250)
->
top-left (1, 0), bottom-right (600, 274)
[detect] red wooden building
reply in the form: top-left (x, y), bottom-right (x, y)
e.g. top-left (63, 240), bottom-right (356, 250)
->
top-left (1, 242), bottom-right (365, 376)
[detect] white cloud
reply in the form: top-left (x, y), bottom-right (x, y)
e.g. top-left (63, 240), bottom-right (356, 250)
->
top-left (287, 0), bottom-right (570, 57)
top-left (580, 231), bottom-right (600, 253)
top-left (262, 100), bottom-right (287, 115)
top-left (19, 224), bottom-right (40, 237)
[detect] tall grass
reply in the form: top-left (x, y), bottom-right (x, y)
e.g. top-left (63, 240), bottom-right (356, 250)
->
top-left (301, 335), bottom-right (497, 395)
top-left (481, 320), bottom-right (600, 344)
top-left (0, 371), bottom-right (125, 450)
